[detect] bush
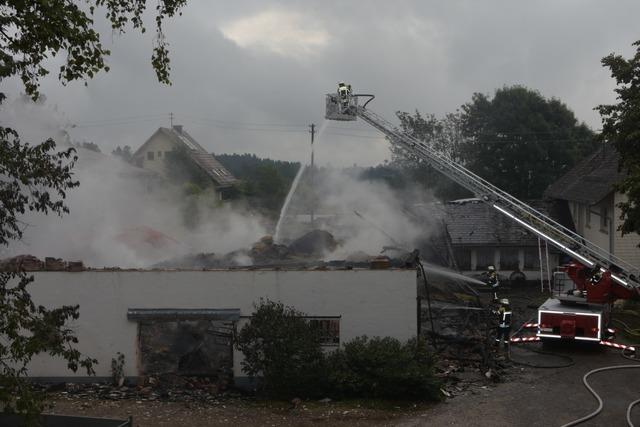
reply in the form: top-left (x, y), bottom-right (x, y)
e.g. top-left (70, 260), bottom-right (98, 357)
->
top-left (236, 300), bottom-right (441, 401)
top-left (327, 336), bottom-right (441, 400)
top-left (235, 299), bottom-right (327, 398)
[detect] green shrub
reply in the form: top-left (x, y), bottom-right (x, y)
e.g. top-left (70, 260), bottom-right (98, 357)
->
top-left (236, 300), bottom-right (441, 401)
top-left (235, 299), bottom-right (327, 398)
top-left (327, 336), bottom-right (441, 401)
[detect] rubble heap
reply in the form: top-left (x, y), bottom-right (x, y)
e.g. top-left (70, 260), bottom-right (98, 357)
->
top-left (0, 255), bottom-right (84, 272)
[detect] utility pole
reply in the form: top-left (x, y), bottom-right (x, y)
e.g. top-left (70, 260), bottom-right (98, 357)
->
top-left (309, 123), bottom-right (315, 227)
top-left (170, 112), bottom-right (174, 128)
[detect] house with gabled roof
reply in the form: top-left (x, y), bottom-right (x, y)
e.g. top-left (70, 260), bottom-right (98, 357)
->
top-left (133, 125), bottom-right (238, 199)
top-left (444, 198), bottom-right (560, 281)
top-left (544, 144), bottom-right (640, 268)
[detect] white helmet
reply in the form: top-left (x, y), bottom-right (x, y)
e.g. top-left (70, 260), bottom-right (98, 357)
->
top-left (488, 265), bottom-right (495, 271)
top-left (499, 298), bottom-right (510, 306)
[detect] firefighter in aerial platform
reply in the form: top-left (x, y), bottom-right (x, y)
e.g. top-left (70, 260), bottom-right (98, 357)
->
top-left (338, 82), bottom-right (351, 109)
top-left (494, 298), bottom-right (512, 348)
top-left (486, 265), bottom-right (500, 301)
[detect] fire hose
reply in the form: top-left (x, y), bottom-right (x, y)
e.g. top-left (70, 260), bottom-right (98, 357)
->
top-left (560, 347), bottom-right (640, 427)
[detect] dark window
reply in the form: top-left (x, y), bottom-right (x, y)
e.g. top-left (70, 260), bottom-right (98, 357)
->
top-left (157, 151), bottom-right (162, 158)
top-left (500, 248), bottom-right (519, 270)
top-left (309, 318), bottom-right (340, 346)
top-left (147, 151), bottom-right (154, 161)
top-left (453, 248), bottom-right (471, 270)
top-left (524, 248), bottom-right (540, 269)
top-left (475, 248), bottom-right (494, 271)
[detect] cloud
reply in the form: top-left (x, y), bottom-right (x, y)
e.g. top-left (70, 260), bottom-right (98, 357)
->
top-left (221, 9), bottom-right (330, 59)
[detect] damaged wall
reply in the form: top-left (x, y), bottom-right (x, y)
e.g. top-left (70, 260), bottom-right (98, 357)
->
top-left (22, 269), bottom-right (417, 381)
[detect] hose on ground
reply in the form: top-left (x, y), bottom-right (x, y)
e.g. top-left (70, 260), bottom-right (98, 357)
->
top-left (507, 319), bottom-right (575, 368)
top-left (561, 363), bottom-right (640, 427)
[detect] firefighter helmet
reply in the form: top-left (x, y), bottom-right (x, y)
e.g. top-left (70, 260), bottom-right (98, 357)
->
top-left (499, 298), bottom-right (510, 306)
top-left (488, 265), bottom-right (495, 271)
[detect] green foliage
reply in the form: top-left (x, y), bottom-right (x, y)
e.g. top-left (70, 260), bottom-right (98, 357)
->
top-left (326, 336), bottom-right (441, 400)
top-left (111, 352), bottom-right (125, 386)
top-left (235, 299), bottom-right (327, 398)
top-left (0, 0), bottom-right (186, 100)
top-left (216, 153), bottom-right (300, 215)
top-left (459, 86), bottom-right (596, 199)
top-left (236, 300), bottom-right (441, 402)
top-left (597, 40), bottom-right (640, 238)
top-left (75, 141), bottom-right (101, 152)
top-left (0, 1), bottom-right (189, 421)
top-left (0, 130), bottom-right (97, 420)
top-left (395, 86), bottom-right (597, 200)
top-left (112, 145), bottom-right (133, 162)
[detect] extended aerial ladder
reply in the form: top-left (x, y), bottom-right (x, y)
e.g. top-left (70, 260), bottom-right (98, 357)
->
top-left (325, 88), bottom-right (640, 294)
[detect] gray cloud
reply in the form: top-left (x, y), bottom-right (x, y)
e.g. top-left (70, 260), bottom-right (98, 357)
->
top-left (2, 0), bottom-right (639, 166)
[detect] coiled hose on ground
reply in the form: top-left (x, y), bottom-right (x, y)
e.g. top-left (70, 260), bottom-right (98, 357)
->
top-left (560, 346), bottom-right (640, 427)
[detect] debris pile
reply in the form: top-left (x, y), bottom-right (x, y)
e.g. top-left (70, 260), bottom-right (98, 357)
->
top-left (48, 374), bottom-right (235, 403)
top-left (0, 255), bottom-right (84, 272)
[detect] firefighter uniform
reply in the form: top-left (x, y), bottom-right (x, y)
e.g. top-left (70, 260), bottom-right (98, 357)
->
top-left (494, 299), bottom-right (512, 347)
top-left (486, 265), bottom-right (499, 300)
top-left (338, 82), bottom-right (350, 109)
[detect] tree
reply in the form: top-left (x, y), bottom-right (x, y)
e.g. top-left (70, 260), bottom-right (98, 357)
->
top-left (597, 40), bottom-right (640, 238)
top-left (112, 145), bottom-right (133, 162)
top-left (235, 299), bottom-right (326, 398)
top-left (395, 87), bottom-right (597, 201)
top-left (395, 111), bottom-right (472, 200)
top-left (0, 0), bottom-right (187, 421)
top-left (459, 86), bottom-right (596, 199)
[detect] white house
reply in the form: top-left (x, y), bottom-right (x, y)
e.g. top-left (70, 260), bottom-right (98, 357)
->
top-left (545, 144), bottom-right (640, 268)
top-left (132, 125), bottom-right (238, 198)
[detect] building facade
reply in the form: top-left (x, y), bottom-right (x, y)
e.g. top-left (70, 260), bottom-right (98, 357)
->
top-left (133, 125), bottom-right (238, 198)
top-left (23, 269), bottom-right (417, 384)
top-left (545, 145), bottom-right (640, 268)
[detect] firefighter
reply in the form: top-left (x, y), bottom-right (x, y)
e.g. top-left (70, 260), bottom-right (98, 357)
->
top-left (338, 82), bottom-right (350, 109)
top-left (494, 298), bottom-right (512, 348)
top-left (486, 265), bottom-right (499, 300)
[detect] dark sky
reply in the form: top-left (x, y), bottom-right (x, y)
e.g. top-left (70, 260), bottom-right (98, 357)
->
top-left (3, 0), bottom-right (640, 166)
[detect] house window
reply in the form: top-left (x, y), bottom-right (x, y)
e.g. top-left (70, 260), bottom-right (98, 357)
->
top-left (475, 248), bottom-right (494, 271)
top-left (499, 248), bottom-right (519, 270)
top-left (524, 248), bottom-right (540, 269)
top-left (453, 248), bottom-right (471, 270)
top-left (147, 151), bottom-right (155, 161)
top-left (309, 318), bottom-right (340, 346)
top-left (600, 206), bottom-right (609, 233)
top-left (157, 151), bottom-right (162, 158)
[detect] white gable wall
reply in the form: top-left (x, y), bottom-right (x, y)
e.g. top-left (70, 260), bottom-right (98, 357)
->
top-left (135, 132), bottom-right (176, 175)
top-left (23, 270), bottom-right (417, 379)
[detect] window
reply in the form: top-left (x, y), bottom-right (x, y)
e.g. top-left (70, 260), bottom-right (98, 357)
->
top-left (157, 151), bottom-right (162, 158)
top-left (499, 248), bottom-right (519, 270)
top-left (309, 318), bottom-right (340, 346)
top-left (600, 205), bottom-right (609, 233)
top-left (147, 151), bottom-right (155, 161)
top-left (475, 248), bottom-right (494, 271)
top-left (453, 248), bottom-right (471, 270)
top-left (524, 248), bottom-right (540, 269)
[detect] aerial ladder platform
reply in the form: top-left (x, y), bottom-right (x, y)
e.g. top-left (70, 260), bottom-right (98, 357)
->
top-left (326, 85), bottom-right (640, 345)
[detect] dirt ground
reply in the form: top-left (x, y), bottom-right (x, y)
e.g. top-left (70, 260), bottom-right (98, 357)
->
top-left (46, 284), bottom-right (640, 426)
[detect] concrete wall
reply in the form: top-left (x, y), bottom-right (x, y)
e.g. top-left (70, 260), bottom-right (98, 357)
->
top-left (24, 270), bottom-right (417, 379)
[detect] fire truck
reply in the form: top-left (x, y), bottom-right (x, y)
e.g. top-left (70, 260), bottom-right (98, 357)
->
top-left (325, 85), bottom-right (640, 347)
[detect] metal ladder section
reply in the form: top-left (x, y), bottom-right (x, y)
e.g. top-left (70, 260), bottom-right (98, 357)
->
top-left (355, 105), bottom-right (640, 289)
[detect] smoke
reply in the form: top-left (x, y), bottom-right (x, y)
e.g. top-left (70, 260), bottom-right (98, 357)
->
top-left (2, 96), bottom-right (268, 267)
top-left (278, 167), bottom-right (439, 259)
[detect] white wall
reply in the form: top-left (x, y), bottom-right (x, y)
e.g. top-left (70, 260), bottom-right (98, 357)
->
top-left (24, 270), bottom-right (417, 379)
top-left (613, 192), bottom-right (640, 268)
